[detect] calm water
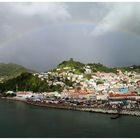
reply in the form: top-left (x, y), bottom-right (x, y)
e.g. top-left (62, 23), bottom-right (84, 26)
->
top-left (0, 99), bottom-right (140, 138)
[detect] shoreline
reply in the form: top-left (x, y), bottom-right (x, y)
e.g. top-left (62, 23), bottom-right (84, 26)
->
top-left (26, 101), bottom-right (140, 117)
top-left (1, 97), bottom-right (140, 117)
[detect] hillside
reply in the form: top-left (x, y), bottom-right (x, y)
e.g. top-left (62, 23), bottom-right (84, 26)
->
top-left (0, 59), bottom-right (140, 93)
top-left (0, 72), bottom-right (62, 93)
top-left (0, 63), bottom-right (31, 82)
top-left (58, 58), bottom-right (85, 69)
top-left (56, 58), bottom-right (117, 73)
top-left (56, 59), bottom-right (140, 73)
top-left (118, 65), bottom-right (140, 73)
top-left (87, 63), bottom-right (117, 73)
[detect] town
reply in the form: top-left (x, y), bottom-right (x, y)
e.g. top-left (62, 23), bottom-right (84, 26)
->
top-left (1, 59), bottom-right (140, 116)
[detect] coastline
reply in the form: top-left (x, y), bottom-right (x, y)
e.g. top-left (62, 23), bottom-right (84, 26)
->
top-left (1, 97), bottom-right (140, 117)
top-left (26, 101), bottom-right (140, 116)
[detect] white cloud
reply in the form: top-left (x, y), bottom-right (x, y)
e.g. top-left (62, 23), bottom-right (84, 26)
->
top-left (91, 3), bottom-right (140, 36)
top-left (0, 3), bottom-right (71, 49)
top-left (10, 3), bottom-right (71, 21)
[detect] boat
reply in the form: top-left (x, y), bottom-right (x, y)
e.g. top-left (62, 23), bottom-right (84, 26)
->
top-left (110, 114), bottom-right (120, 119)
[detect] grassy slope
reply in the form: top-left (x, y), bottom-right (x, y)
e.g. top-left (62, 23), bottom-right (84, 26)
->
top-left (0, 63), bottom-right (30, 81)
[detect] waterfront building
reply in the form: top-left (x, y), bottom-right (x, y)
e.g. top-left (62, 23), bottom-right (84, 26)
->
top-left (16, 91), bottom-right (33, 99)
top-left (6, 91), bottom-right (16, 96)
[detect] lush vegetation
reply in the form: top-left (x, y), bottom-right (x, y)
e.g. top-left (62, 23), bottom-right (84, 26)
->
top-left (118, 65), bottom-right (140, 73)
top-left (96, 79), bottom-right (104, 85)
top-left (87, 63), bottom-right (117, 73)
top-left (0, 72), bottom-right (62, 93)
top-left (57, 59), bottom-right (117, 73)
top-left (0, 63), bottom-right (30, 82)
top-left (64, 78), bottom-right (74, 87)
top-left (58, 59), bottom-right (140, 73)
top-left (58, 58), bottom-right (85, 69)
top-left (0, 60), bottom-right (139, 93)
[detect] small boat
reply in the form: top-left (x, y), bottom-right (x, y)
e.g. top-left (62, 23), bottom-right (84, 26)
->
top-left (110, 114), bottom-right (120, 119)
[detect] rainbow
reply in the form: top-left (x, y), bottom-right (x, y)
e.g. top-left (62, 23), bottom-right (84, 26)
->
top-left (0, 19), bottom-right (139, 49)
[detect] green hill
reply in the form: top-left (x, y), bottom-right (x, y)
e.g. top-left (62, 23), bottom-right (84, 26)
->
top-left (87, 63), bottom-right (117, 73)
top-left (0, 72), bottom-right (63, 93)
top-left (57, 59), bottom-right (140, 73)
top-left (118, 65), bottom-right (140, 73)
top-left (58, 58), bottom-right (85, 69)
top-left (0, 60), bottom-right (140, 93)
top-left (57, 58), bottom-right (116, 73)
top-left (0, 63), bottom-right (31, 82)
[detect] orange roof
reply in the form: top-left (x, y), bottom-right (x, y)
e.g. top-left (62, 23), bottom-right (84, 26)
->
top-left (16, 91), bottom-right (31, 94)
top-left (109, 92), bottom-right (137, 97)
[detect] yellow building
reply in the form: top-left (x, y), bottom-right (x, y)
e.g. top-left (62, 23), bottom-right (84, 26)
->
top-left (117, 69), bottom-right (123, 75)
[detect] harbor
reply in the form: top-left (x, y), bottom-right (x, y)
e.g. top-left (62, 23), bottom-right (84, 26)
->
top-left (0, 99), bottom-right (140, 138)
top-left (1, 95), bottom-right (140, 117)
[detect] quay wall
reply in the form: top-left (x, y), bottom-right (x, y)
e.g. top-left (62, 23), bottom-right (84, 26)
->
top-left (1, 97), bottom-right (140, 117)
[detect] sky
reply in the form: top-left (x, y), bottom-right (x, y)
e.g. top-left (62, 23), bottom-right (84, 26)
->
top-left (0, 2), bottom-right (140, 71)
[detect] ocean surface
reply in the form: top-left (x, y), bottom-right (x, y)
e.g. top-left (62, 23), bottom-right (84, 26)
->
top-left (0, 99), bottom-right (140, 138)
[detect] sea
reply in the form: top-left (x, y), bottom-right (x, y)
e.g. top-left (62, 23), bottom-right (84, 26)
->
top-left (0, 99), bottom-right (140, 138)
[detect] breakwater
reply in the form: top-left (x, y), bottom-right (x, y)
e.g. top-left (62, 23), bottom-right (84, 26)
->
top-left (26, 101), bottom-right (140, 117)
top-left (1, 97), bottom-right (140, 117)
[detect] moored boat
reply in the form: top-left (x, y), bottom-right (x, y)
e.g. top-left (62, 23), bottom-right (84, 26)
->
top-left (110, 114), bottom-right (120, 119)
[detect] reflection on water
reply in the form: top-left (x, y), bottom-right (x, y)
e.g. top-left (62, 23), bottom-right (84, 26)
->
top-left (0, 99), bottom-right (140, 138)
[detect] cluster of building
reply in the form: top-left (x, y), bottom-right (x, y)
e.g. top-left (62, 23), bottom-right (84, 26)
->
top-left (5, 66), bottom-right (140, 110)
top-left (33, 66), bottom-right (140, 95)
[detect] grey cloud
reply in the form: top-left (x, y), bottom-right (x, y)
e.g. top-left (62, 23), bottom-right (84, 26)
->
top-left (0, 2), bottom-right (140, 71)
top-left (90, 3), bottom-right (140, 36)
